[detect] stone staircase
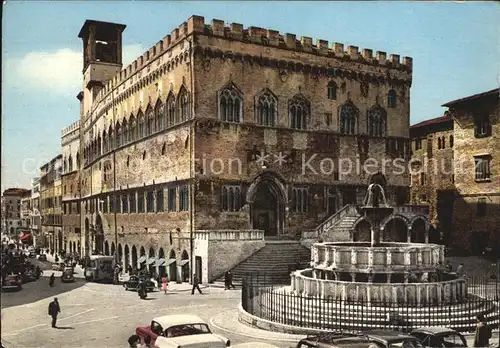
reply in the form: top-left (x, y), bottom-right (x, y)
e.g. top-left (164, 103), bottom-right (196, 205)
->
top-left (211, 241), bottom-right (311, 288)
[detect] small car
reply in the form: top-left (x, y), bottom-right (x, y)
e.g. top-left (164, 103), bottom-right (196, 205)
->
top-left (296, 330), bottom-right (423, 348)
top-left (38, 254), bottom-right (47, 261)
top-left (28, 250), bottom-right (36, 258)
top-left (1, 274), bottom-right (22, 291)
top-left (123, 275), bottom-right (155, 292)
top-left (135, 314), bottom-right (230, 347)
top-left (61, 267), bottom-right (75, 283)
top-left (21, 270), bottom-right (37, 283)
top-left (411, 327), bottom-right (467, 348)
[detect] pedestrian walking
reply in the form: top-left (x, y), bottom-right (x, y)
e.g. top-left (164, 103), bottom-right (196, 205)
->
top-left (49, 273), bottom-right (55, 287)
top-left (191, 274), bottom-right (202, 295)
top-left (48, 297), bottom-right (61, 328)
top-left (161, 276), bottom-right (168, 295)
top-left (473, 314), bottom-right (491, 348)
top-left (224, 271), bottom-right (235, 290)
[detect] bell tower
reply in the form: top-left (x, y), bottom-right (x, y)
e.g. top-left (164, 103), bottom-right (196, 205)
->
top-left (78, 20), bottom-right (126, 112)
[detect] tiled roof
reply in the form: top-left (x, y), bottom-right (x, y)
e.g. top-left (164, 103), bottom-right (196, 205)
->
top-left (442, 88), bottom-right (499, 107)
top-left (410, 115), bottom-right (453, 129)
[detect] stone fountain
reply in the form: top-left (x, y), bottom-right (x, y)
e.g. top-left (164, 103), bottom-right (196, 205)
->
top-left (240, 185), bottom-right (499, 333)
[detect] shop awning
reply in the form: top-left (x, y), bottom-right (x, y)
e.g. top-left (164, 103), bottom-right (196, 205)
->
top-left (20, 233), bottom-right (32, 241)
top-left (166, 258), bottom-right (176, 266)
top-left (156, 258), bottom-right (166, 266)
top-left (179, 259), bottom-right (189, 266)
top-left (147, 257), bottom-right (156, 265)
top-left (138, 256), bottom-right (147, 263)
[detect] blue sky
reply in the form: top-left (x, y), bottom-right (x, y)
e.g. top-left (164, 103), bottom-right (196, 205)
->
top-left (2, 1), bottom-right (498, 190)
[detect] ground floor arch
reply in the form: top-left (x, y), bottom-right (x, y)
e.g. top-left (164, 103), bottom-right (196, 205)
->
top-left (157, 248), bottom-right (166, 277)
top-left (124, 245), bottom-right (130, 272)
top-left (95, 215), bottom-right (104, 254)
top-left (138, 246), bottom-right (146, 270)
top-left (384, 218), bottom-right (408, 242)
top-left (104, 241), bottom-right (110, 255)
top-left (131, 245), bottom-right (138, 271)
top-left (147, 247), bottom-right (156, 274)
top-left (168, 250), bottom-right (177, 282)
top-left (411, 219), bottom-right (426, 243)
top-left (111, 242), bottom-right (116, 257)
top-left (180, 250), bottom-right (190, 282)
top-left (353, 219), bottom-right (371, 242)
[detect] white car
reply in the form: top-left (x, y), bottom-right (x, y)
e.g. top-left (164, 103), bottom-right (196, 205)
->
top-left (135, 314), bottom-right (230, 348)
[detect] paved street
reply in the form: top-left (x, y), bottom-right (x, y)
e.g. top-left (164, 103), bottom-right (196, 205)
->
top-left (1, 281), bottom-right (294, 348)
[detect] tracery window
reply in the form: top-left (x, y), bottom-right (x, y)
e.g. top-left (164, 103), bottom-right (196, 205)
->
top-left (129, 115), bottom-right (136, 142)
top-left (368, 105), bottom-right (387, 137)
top-left (339, 101), bottom-right (359, 135)
top-left (115, 122), bottom-right (122, 148)
top-left (289, 94), bottom-right (310, 130)
top-left (291, 187), bottom-right (308, 213)
top-left (154, 100), bottom-right (165, 131)
top-left (388, 89), bottom-right (397, 108)
top-left (122, 119), bottom-right (129, 144)
top-left (178, 87), bottom-right (190, 122)
top-left (68, 156), bottom-right (73, 172)
top-left (138, 111), bottom-right (146, 138)
top-left (219, 83), bottom-right (243, 123)
top-left (108, 126), bottom-right (114, 151)
top-left (221, 186), bottom-right (241, 212)
top-left (256, 90), bottom-right (277, 126)
top-left (166, 92), bottom-right (176, 126)
top-left (327, 81), bottom-right (337, 100)
top-left (146, 106), bottom-right (154, 136)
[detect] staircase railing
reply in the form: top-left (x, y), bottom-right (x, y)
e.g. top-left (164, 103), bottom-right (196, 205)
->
top-left (302, 204), bottom-right (358, 241)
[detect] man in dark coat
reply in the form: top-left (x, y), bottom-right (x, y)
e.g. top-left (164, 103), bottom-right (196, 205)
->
top-left (225, 271), bottom-right (235, 290)
top-left (473, 314), bottom-right (491, 347)
top-left (49, 273), bottom-right (55, 287)
top-left (191, 274), bottom-right (202, 295)
top-left (48, 298), bottom-right (61, 328)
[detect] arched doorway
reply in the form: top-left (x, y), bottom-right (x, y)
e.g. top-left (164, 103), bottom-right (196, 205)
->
top-left (147, 247), bottom-right (156, 275)
top-left (139, 246), bottom-right (146, 271)
top-left (384, 218), bottom-right (408, 242)
top-left (180, 250), bottom-right (190, 283)
top-left (118, 244), bottom-right (123, 265)
top-left (124, 245), bottom-right (130, 271)
top-left (72, 241), bottom-right (76, 254)
top-left (104, 241), bottom-right (110, 255)
top-left (77, 241), bottom-right (81, 255)
top-left (353, 219), bottom-right (371, 242)
top-left (95, 215), bottom-right (104, 254)
top-left (131, 245), bottom-right (137, 271)
top-left (168, 250), bottom-right (177, 282)
top-left (111, 242), bottom-right (116, 258)
top-left (247, 172), bottom-right (286, 238)
top-left (85, 218), bottom-right (90, 255)
top-left (411, 219), bottom-right (426, 243)
top-left (157, 248), bottom-right (166, 276)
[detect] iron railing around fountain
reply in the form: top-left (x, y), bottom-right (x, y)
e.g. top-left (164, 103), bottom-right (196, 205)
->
top-left (241, 272), bottom-right (500, 334)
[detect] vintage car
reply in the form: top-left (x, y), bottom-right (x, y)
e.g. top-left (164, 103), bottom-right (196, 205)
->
top-left (21, 269), bottom-right (38, 283)
top-left (1, 274), bottom-right (22, 291)
top-left (410, 327), bottom-right (467, 348)
top-left (136, 314), bottom-right (230, 347)
top-left (61, 267), bottom-right (75, 283)
top-left (38, 254), bottom-right (47, 261)
top-left (123, 275), bottom-right (155, 292)
top-left (296, 330), bottom-right (424, 348)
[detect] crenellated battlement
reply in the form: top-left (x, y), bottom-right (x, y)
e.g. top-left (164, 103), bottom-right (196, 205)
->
top-left (61, 119), bottom-right (80, 138)
top-left (93, 15), bottom-right (412, 115)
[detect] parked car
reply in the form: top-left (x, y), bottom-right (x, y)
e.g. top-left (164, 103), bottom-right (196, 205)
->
top-left (410, 327), bottom-right (467, 348)
top-left (295, 330), bottom-right (423, 348)
top-left (61, 267), bottom-right (75, 283)
top-left (21, 270), bottom-right (37, 283)
top-left (38, 254), bottom-right (47, 261)
top-left (28, 250), bottom-right (36, 258)
top-left (135, 314), bottom-right (230, 347)
top-left (1, 274), bottom-right (22, 291)
top-left (123, 275), bottom-right (155, 292)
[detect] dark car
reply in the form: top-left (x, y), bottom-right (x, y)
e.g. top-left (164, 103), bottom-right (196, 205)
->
top-left (296, 330), bottom-right (423, 348)
top-left (1, 274), bottom-right (22, 291)
top-left (38, 254), bottom-right (47, 261)
top-left (410, 327), bottom-right (467, 348)
top-left (123, 275), bottom-right (155, 292)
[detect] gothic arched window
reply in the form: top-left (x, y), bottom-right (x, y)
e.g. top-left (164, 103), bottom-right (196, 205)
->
top-left (388, 89), bottom-right (397, 108)
top-left (218, 83), bottom-right (243, 123)
top-left (129, 115), bottom-right (136, 142)
top-left (122, 119), bottom-right (128, 144)
top-left (68, 155), bottom-right (73, 172)
top-left (289, 94), bottom-right (310, 130)
top-left (339, 101), bottom-right (359, 135)
top-left (97, 136), bottom-right (101, 156)
top-left (108, 125), bottom-right (114, 150)
top-left (76, 152), bottom-right (80, 168)
top-left (256, 89), bottom-right (277, 126)
top-left (102, 130), bottom-right (108, 153)
top-left (138, 111), bottom-right (146, 138)
top-left (177, 87), bottom-right (190, 122)
top-left (166, 92), bottom-right (176, 126)
top-left (368, 105), bottom-right (387, 137)
top-left (145, 106), bottom-right (154, 136)
top-left (154, 99), bottom-right (165, 131)
top-left (327, 81), bottom-right (337, 100)
top-left (115, 122), bottom-right (122, 148)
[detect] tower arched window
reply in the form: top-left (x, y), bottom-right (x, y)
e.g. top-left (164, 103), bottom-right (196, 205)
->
top-left (115, 122), bottom-right (122, 148)
top-left (368, 105), bottom-right (387, 137)
top-left (339, 101), bottom-right (359, 135)
top-left (108, 126), bottom-right (114, 150)
top-left (256, 89), bottom-right (277, 126)
top-left (289, 94), bottom-right (310, 130)
top-left (327, 81), bottom-right (337, 100)
top-left (68, 155), bottom-right (73, 172)
top-left (129, 115), bottom-right (136, 142)
top-left (166, 92), bottom-right (176, 126)
top-left (102, 130), bottom-right (108, 153)
top-left (218, 83), bottom-right (243, 123)
top-left (122, 119), bottom-right (128, 144)
top-left (145, 106), bottom-right (154, 136)
top-left (154, 99), bottom-right (165, 131)
top-left (388, 89), bottom-right (397, 108)
top-left (138, 111), bottom-right (146, 138)
top-left (63, 159), bottom-right (67, 173)
top-left (177, 87), bottom-right (190, 122)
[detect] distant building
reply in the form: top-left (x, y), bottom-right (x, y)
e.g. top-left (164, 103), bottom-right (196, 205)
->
top-left (40, 155), bottom-right (63, 252)
top-left (30, 177), bottom-right (42, 246)
top-left (1, 187), bottom-right (30, 236)
top-left (442, 88), bottom-right (499, 254)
